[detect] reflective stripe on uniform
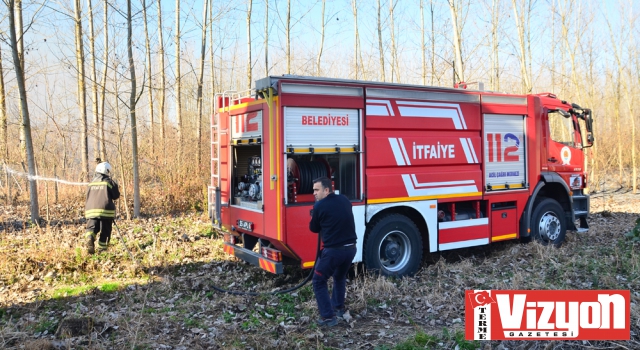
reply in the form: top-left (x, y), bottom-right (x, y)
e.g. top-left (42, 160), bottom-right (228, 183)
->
top-left (85, 209), bottom-right (115, 218)
top-left (85, 232), bottom-right (96, 238)
top-left (89, 181), bottom-right (113, 189)
top-left (97, 241), bottom-right (108, 250)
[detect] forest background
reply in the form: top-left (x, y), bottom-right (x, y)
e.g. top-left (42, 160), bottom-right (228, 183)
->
top-left (0, 0), bottom-right (638, 222)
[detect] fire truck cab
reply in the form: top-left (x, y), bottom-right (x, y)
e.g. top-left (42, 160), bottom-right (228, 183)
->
top-left (210, 75), bottom-right (593, 276)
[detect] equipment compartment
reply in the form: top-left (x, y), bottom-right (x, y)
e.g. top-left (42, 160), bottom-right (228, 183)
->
top-left (287, 153), bottom-right (359, 203)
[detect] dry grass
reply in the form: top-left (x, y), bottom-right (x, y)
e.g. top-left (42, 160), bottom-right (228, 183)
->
top-left (0, 191), bottom-right (638, 349)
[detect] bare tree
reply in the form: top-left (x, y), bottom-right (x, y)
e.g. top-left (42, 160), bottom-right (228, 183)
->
top-left (142, 0), bottom-right (154, 158)
top-left (377, 0), bottom-right (385, 81)
top-left (316, 0), bottom-right (325, 76)
top-left (126, 0), bottom-right (140, 217)
top-left (447, 0), bottom-right (464, 82)
top-left (112, 56), bottom-right (130, 220)
top-left (210, 0), bottom-right (216, 107)
top-left (157, 0), bottom-right (166, 157)
top-left (16, 0), bottom-right (25, 162)
top-left (605, 8), bottom-right (626, 186)
top-left (286, 0), bottom-right (290, 74)
top-left (246, 0), bottom-right (252, 89)
top-left (352, 0), bottom-right (362, 79)
top-left (389, 0), bottom-right (398, 82)
top-left (0, 45), bottom-right (7, 159)
top-left (99, 0), bottom-right (108, 161)
top-left (264, 0), bottom-right (269, 76)
top-left (74, 0), bottom-right (89, 179)
top-left (420, 0), bottom-right (425, 85)
top-left (5, 0), bottom-right (39, 222)
top-left (624, 7), bottom-right (637, 193)
top-left (196, 0), bottom-right (209, 170)
top-left (175, 0), bottom-right (183, 159)
top-left (88, 0), bottom-right (100, 161)
top-left (491, 0), bottom-right (500, 91)
top-left (512, 0), bottom-right (532, 93)
top-left (429, 0), bottom-right (436, 85)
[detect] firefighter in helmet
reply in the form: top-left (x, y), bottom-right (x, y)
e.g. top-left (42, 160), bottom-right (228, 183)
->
top-left (84, 161), bottom-right (120, 254)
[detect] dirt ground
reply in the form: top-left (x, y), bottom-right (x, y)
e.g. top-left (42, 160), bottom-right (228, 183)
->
top-left (0, 190), bottom-right (639, 349)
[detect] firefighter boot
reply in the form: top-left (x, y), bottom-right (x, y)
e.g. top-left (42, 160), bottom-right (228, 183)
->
top-left (97, 240), bottom-right (109, 252)
top-left (85, 233), bottom-right (96, 254)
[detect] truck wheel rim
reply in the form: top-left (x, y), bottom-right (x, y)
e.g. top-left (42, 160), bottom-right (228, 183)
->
top-left (378, 230), bottom-right (411, 272)
top-left (539, 211), bottom-right (561, 241)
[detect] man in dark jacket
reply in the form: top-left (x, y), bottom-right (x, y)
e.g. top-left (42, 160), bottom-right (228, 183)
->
top-left (85, 162), bottom-right (120, 254)
top-left (309, 176), bottom-right (357, 327)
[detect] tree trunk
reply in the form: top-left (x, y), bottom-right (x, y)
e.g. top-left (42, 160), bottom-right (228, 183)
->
top-left (74, 0), bottom-right (89, 180)
top-left (196, 0), bottom-right (209, 171)
top-left (605, 12), bottom-right (626, 186)
top-left (113, 63), bottom-right (130, 220)
top-left (99, 0), bottom-right (108, 161)
top-left (175, 0), bottom-right (183, 160)
top-left (377, 0), bottom-right (385, 82)
top-left (7, 0), bottom-right (39, 222)
top-left (0, 45), bottom-right (7, 160)
top-left (88, 0), bottom-right (100, 162)
top-left (142, 0), bottom-right (154, 159)
top-left (264, 0), bottom-right (269, 76)
top-left (127, 0), bottom-right (140, 217)
top-left (420, 0), bottom-right (425, 85)
top-left (16, 0), bottom-right (26, 164)
top-left (316, 0), bottom-right (325, 76)
top-left (448, 0), bottom-right (464, 82)
top-left (352, 0), bottom-right (360, 79)
top-left (246, 0), bottom-right (252, 89)
top-left (286, 0), bottom-right (290, 74)
top-left (157, 0), bottom-right (166, 159)
top-left (389, 0), bottom-right (398, 82)
top-left (210, 0), bottom-right (215, 109)
top-left (429, 0), bottom-right (435, 85)
top-left (491, 0), bottom-right (500, 91)
top-left (626, 11), bottom-right (637, 194)
top-left (512, 0), bottom-right (531, 93)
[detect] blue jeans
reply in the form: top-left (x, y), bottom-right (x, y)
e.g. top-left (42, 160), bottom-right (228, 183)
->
top-left (312, 246), bottom-right (357, 319)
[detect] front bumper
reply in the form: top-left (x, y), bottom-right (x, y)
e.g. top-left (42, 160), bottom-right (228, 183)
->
top-left (223, 242), bottom-right (283, 274)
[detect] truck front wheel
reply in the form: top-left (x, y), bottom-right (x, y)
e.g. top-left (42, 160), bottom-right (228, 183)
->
top-left (531, 198), bottom-right (566, 247)
top-left (363, 214), bottom-right (423, 277)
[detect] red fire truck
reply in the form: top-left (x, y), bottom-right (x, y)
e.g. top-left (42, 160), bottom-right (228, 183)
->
top-left (210, 75), bottom-right (593, 277)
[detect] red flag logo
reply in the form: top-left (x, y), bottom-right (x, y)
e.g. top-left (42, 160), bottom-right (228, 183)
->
top-left (468, 291), bottom-right (496, 308)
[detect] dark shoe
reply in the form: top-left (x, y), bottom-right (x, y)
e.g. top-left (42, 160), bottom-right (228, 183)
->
top-left (97, 240), bottom-right (109, 252)
top-left (335, 308), bottom-right (346, 318)
top-left (85, 235), bottom-right (95, 254)
top-left (316, 317), bottom-right (338, 327)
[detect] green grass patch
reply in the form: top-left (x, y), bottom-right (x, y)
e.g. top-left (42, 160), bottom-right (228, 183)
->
top-left (33, 319), bottom-right (58, 334)
top-left (199, 226), bottom-right (217, 239)
top-left (393, 331), bottom-right (438, 349)
top-left (52, 285), bottom-right (94, 299)
top-left (99, 282), bottom-right (122, 293)
top-left (625, 217), bottom-right (640, 242)
top-left (51, 282), bottom-right (124, 299)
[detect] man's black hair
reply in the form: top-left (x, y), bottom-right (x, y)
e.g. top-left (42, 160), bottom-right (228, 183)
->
top-left (313, 177), bottom-right (333, 192)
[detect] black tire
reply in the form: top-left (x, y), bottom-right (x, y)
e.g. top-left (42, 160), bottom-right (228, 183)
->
top-left (363, 214), bottom-right (423, 277)
top-left (530, 198), bottom-right (566, 247)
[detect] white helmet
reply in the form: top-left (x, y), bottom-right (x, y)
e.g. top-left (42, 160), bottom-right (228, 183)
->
top-left (95, 162), bottom-right (112, 176)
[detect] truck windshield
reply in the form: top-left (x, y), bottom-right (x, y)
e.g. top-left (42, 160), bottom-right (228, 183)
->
top-left (549, 112), bottom-right (576, 147)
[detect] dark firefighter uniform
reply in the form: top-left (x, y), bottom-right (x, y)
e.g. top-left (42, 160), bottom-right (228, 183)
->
top-left (85, 173), bottom-right (120, 253)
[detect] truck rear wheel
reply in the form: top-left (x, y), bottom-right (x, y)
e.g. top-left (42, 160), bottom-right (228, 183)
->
top-left (363, 214), bottom-right (423, 277)
top-left (531, 198), bottom-right (566, 247)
